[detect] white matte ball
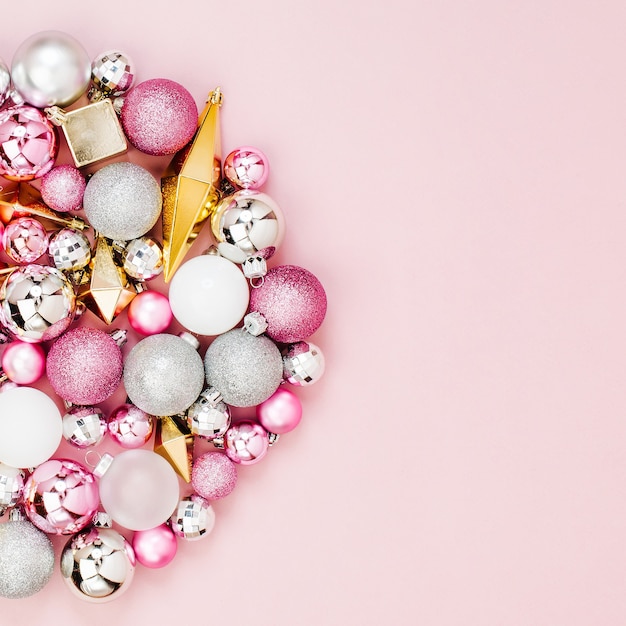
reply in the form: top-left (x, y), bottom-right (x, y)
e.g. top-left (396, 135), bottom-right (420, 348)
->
top-left (0, 387), bottom-right (62, 468)
top-left (169, 255), bottom-right (250, 336)
top-left (98, 450), bottom-right (180, 531)
top-left (83, 162), bottom-right (162, 241)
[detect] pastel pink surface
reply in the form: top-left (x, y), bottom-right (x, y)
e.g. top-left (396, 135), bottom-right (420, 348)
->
top-left (2, 1), bottom-right (626, 625)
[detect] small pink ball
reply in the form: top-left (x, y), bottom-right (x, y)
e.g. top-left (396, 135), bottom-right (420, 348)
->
top-left (1, 341), bottom-right (45, 384)
top-left (224, 421), bottom-right (269, 465)
top-left (3, 217), bottom-right (48, 264)
top-left (224, 146), bottom-right (269, 189)
top-left (132, 524), bottom-right (177, 568)
top-left (257, 387), bottom-right (302, 434)
top-left (127, 291), bottom-right (173, 336)
top-left (40, 165), bottom-right (86, 212)
top-left (121, 78), bottom-right (198, 156)
top-left (191, 452), bottom-right (237, 500)
top-left (248, 265), bottom-right (327, 343)
top-left (108, 403), bottom-right (154, 449)
top-left (46, 327), bottom-right (123, 405)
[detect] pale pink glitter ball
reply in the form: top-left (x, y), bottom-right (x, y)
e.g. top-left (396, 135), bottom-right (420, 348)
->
top-left (40, 165), bottom-right (86, 212)
top-left (46, 327), bottom-right (123, 405)
top-left (191, 452), bottom-right (237, 500)
top-left (121, 78), bottom-right (198, 156)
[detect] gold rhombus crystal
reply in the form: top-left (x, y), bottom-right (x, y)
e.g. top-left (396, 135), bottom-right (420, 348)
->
top-left (154, 415), bottom-right (194, 483)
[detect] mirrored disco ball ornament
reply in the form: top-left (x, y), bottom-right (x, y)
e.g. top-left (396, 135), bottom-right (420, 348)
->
top-left (48, 228), bottom-right (92, 271)
top-left (283, 341), bottom-right (325, 386)
top-left (169, 495), bottom-right (215, 541)
top-left (91, 50), bottom-right (135, 97)
top-left (0, 264), bottom-right (76, 343)
top-left (62, 406), bottom-right (107, 448)
top-left (0, 463), bottom-right (25, 512)
top-left (123, 236), bottom-right (163, 280)
top-left (186, 387), bottom-right (231, 440)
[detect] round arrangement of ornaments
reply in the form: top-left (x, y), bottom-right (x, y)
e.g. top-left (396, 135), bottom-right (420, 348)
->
top-left (0, 31), bottom-right (327, 601)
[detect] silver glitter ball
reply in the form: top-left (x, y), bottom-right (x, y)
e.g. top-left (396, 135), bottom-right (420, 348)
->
top-left (204, 329), bottom-right (283, 407)
top-left (83, 162), bottom-right (162, 241)
top-left (187, 387), bottom-right (231, 440)
top-left (123, 333), bottom-right (205, 416)
top-left (123, 236), bottom-right (164, 281)
top-left (169, 495), bottom-right (215, 541)
top-left (0, 264), bottom-right (76, 343)
top-left (0, 463), bottom-right (25, 511)
top-left (49, 228), bottom-right (92, 271)
top-left (0, 519), bottom-right (55, 598)
top-left (60, 526), bottom-right (135, 602)
top-left (211, 190), bottom-right (285, 264)
top-left (91, 50), bottom-right (134, 97)
top-left (62, 406), bottom-right (106, 448)
top-left (283, 341), bottom-right (325, 386)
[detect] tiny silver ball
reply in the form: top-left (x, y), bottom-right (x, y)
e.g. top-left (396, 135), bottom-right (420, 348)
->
top-left (169, 495), bottom-right (215, 541)
top-left (48, 228), bottom-right (91, 271)
top-left (187, 387), bottom-right (231, 440)
top-left (123, 237), bottom-right (163, 281)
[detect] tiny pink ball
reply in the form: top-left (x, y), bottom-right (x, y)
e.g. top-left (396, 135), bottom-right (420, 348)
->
top-left (108, 403), bottom-right (154, 449)
top-left (1, 341), bottom-right (45, 384)
top-left (40, 165), bottom-right (86, 212)
top-left (132, 524), bottom-right (177, 568)
top-left (121, 78), bottom-right (198, 156)
top-left (224, 146), bottom-right (269, 190)
top-left (191, 452), bottom-right (237, 500)
top-left (224, 421), bottom-right (269, 465)
top-left (3, 217), bottom-right (48, 264)
top-left (127, 291), bottom-right (173, 336)
top-left (257, 387), bottom-right (302, 434)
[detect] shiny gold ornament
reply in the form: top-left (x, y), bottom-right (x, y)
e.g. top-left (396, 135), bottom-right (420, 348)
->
top-left (154, 415), bottom-right (194, 483)
top-left (161, 88), bottom-right (223, 282)
top-left (0, 182), bottom-right (87, 230)
top-left (46, 100), bottom-right (127, 168)
top-left (78, 237), bottom-right (138, 324)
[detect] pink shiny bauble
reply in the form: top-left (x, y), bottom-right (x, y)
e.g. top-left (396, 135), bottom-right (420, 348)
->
top-left (248, 264), bottom-right (327, 343)
top-left (224, 146), bottom-right (269, 190)
top-left (191, 452), bottom-right (237, 500)
top-left (127, 291), bottom-right (172, 336)
top-left (0, 105), bottom-right (57, 181)
top-left (132, 524), bottom-right (177, 568)
top-left (224, 421), bottom-right (269, 465)
top-left (3, 217), bottom-right (48, 264)
top-left (121, 78), bottom-right (198, 156)
top-left (23, 458), bottom-right (99, 535)
top-left (257, 387), bottom-right (302, 434)
top-left (46, 327), bottom-right (123, 405)
top-left (108, 403), bottom-right (154, 449)
top-left (40, 164), bottom-right (86, 212)
top-left (1, 340), bottom-right (45, 384)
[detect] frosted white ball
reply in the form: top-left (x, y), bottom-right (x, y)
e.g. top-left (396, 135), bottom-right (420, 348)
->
top-left (98, 450), bottom-right (179, 531)
top-left (0, 387), bottom-right (62, 468)
top-left (169, 255), bottom-right (250, 336)
top-left (83, 162), bottom-right (162, 241)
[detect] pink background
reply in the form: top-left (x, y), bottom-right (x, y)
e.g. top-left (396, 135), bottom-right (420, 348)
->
top-left (1, 0), bottom-right (626, 624)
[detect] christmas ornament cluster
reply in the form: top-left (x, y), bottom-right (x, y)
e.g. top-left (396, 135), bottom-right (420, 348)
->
top-left (0, 31), bottom-right (327, 602)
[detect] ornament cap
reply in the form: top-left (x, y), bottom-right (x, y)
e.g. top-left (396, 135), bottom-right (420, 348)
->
top-left (93, 452), bottom-right (114, 478)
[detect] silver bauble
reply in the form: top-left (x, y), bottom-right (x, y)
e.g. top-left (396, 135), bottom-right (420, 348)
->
top-left (0, 464), bottom-right (25, 511)
top-left (186, 387), bottom-right (231, 440)
top-left (91, 50), bottom-right (135, 96)
top-left (169, 495), bottom-right (215, 541)
top-left (0, 264), bottom-right (76, 343)
top-left (62, 406), bottom-right (107, 448)
top-left (211, 190), bottom-right (285, 263)
top-left (60, 526), bottom-right (135, 602)
top-left (83, 162), bottom-right (162, 241)
top-left (11, 31), bottom-right (91, 108)
top-left (48, 228), bottom-right (92, 271)
top-left (283, 341), bottom-right (325, 386)
top-left (123, 236), bottom-right (164, 281)
top-left (0, 58), bottom-right (10, 108)
top-left (204, 329), bottom-right (283, 407)
top-left (0, 519), bottom-right (55, 598)
top-left (123, 333), bottom-right (205, 416)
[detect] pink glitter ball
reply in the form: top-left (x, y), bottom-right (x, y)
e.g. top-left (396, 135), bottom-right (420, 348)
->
top-left (191, 452), bottom-right (237, 500)
top-left (46, 327), bottom-right (123, 405)
top-left (121, 78), bottom-right (198, 156)
top-left (249, 265), bottom-right (327, 343)
top-left (40, 165), bottom-right (86, 212)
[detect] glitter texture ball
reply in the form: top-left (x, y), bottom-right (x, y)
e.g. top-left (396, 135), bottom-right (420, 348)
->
top-left (0, 105), bottom-right (57, 181)
top-left (91, 50), bottom-right (134, 96)
top-left (46, 327), bottom-right (123, 405)
top-left (83, 161), bottom-right (162, 241)
top-left (3, 217), bottom-right (48, 264)
top-left (224, 146), bottom-right (270, 190)
top-left (23, 458), bottom-right (100, 535)
top-left (0, 520), bottom-right (54, 598)
top-left (123, 333), bottom-right (205, 416)
top-left (204, 329), bottom-right (283, 407)
top-left (62, 406), bottom-right (106, 448)
top-left (170, 495), bottom-right (215, 541)
top-left (191, 452), bottom-right (237, 500)
top-left (283, 341), bottom-right (326, 386)
top-left (121, 78), bottom-right (198, 156)
top-left (48, 228), bottom-right (91, 271)
top-left (123, 236), bottom-right (163, 280)
top-left (107, 403), bottom-right (154, 449)
top-left (40, 164), bottom-right (86, 212)
top-left (0, 264), bottom-right (76, 343)
top-left (249, 264), bottom-right (327, 343)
